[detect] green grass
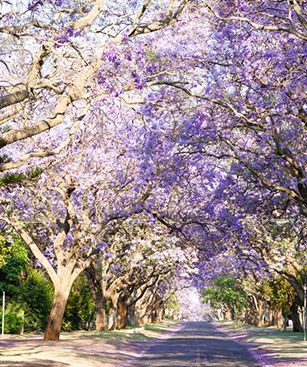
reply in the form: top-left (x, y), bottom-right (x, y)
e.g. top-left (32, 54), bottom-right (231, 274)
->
top-left (144, 324), bottom-right (169, 331)
top-left (64, 329), bottom-right (150, 341)
top-left (217, 320), bottom-right (304, 338)
top-left (216, 320), bottom-right (307, 360)
top-left (60, 323), bottom-right (175, 342)
top-left (2, 322), bottom-right (175, 343)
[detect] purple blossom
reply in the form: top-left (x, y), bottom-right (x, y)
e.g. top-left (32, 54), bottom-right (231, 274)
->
top-left (97, 69), bottom-right (107, 85)
top-left (27, 0), bottom-right (43, 11)
top-left (131, 71), bottom-right (145, 90)
top-left (66, 233), bottom-right (74, 242)
top-left (53, 27), bottom-right (81, 47)
top-left (54, 33), bottom-right (69, 46)
top-left (103, 51), bottom-right (121, 68)
top-left (83, 5), bottom-right (92, 13)
top-left (121, 36), bottom-right (130, 44)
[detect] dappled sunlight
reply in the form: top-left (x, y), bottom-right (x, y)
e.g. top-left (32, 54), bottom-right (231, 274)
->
top-left (128, 322), bottom-right (260, 367)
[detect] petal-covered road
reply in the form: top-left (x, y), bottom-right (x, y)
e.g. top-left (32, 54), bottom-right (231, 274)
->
top-left (127, 321), bottom-right (261, 367)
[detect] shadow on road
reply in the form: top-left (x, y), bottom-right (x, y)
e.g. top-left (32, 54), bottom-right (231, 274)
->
top-left (124, 321), bottom-right (261, 367)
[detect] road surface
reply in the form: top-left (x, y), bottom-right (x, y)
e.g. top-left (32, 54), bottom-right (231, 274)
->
top-left (128, 321), bottom-right (261, 367)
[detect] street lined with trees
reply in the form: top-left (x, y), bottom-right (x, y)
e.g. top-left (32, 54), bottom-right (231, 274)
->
top-left (0, 0), bottom-right (306, 349)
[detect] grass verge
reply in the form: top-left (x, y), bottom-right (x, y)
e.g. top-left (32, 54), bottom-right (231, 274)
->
top-left (215, 320), bottom-right (307, 362)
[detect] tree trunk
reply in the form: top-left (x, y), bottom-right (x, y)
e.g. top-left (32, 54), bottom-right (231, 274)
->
top-left (276, 310), bottom-right (284, 329)
top-left (44, 284), bottom-right (71, 341)
top-left (138, 296), bottom-right (154, 325)
top-left (117, 299), bottom-right (127, 329)
top-left (95, 291), bottom-right (106, 331)
top-left (223, 307), bottom-right (232, 321)
top-left (156, 307), bottom-right (164, 323)
top-left (258, 300), bottom-right (265, 326)
top-left (245, 295), bottom-right (258, 326)
top-left (107, 305), bottom-right (117, 330)
top-left (290, 303), bottom-right (303, 332)
top-left (126, 303), bottom-right (136, 327)
top-left (284, 275), bottom-right (304, 303)
top-left (105, 293), bottom-right (120, 330)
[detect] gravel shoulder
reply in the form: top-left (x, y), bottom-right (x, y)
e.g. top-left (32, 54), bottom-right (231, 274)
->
top-left (214, 321), bottom-right (307, 367)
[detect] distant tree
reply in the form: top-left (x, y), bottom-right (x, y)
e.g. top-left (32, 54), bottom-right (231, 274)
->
top-left (204, 277), bottom-right (248, 320)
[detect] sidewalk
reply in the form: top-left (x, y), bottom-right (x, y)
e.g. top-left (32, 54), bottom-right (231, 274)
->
top-left (214, 321), bottom-right (307, 367)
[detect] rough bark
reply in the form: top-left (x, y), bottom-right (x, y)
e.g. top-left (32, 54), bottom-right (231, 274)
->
top-left (117, 299), bottom-right (127, 329)
top-left (104, 293), bottom-right (120, 331)
top-left (107, 305), bottom-right (117, 330)
top-left (95, 290), bottom-right (106, 331)
top-left (289, 303), bottom-right (303, 332)
top-left (284, 275), bottom-right (304, 303)
top-left (276, 310), bottom-right (284, 329)
top-left (0, 90), bottom-right (30, 110)
top-left (126, 303), bottom-right (136, 327)
top-left (257, 300), bottom-right (266, 327)
top-left (44, 283), bottom-right (72, 341)
top-left (244, 295), bottom-right (258, 325)
top-left (156, 307), bottom-right (165, 323)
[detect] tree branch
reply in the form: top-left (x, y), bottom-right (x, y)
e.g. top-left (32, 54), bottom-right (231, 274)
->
top-left (129, 0), bottom-right (189, 37)
top-left (205, 4), bottom-right (307, 41)
top-left (0, 215), bottom-right (57, 285)
top-left (0, 94), bottom-right (71, 147)
top-left (0, 90), bottom-right (30, 111)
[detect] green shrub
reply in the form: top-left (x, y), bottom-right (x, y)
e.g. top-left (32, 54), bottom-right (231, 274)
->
top-left (20, 270), bottom-right (53, 331)
top-left (63, 273), bottom-right (95, 330)
top-left (0, 302), bottom-right (24, 334)
top-left (0, 232), bottom-right (53, 333)
top-left (61, 320), bottom-right (73, 332)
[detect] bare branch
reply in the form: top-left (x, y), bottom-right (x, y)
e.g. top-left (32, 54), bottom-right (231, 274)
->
top-left (0, 215), bottom-right (57, 285)
top-left (129, 0), bottom-right (190, 37)
top-left (72, 0), bottom-right (106, 31)
top-left (0, 120), bottom-right (79, 171)
top-left (0, 94), bottom-right (71, 147)
top-left (0, 90), bottom-right (30, 110)
top-left (0, 105), bottom-right (23, 126)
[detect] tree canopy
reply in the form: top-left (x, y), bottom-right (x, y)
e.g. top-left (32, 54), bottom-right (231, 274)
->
top-left (0, 0), bottom-right (306, 339)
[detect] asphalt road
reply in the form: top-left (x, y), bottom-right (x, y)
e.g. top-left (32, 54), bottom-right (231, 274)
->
top-left (130, 321), bottom-right (261, 367)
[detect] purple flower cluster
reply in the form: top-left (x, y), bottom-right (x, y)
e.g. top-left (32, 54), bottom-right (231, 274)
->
top-left (54, 27), bottom-right (81, 47)
top-left (28, 0), bottom-right (64, 11)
